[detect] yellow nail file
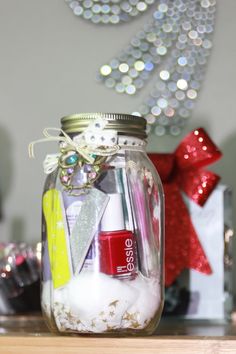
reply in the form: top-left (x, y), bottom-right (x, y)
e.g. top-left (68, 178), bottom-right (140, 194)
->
top-left (43, 189), bottom-right (72, 289)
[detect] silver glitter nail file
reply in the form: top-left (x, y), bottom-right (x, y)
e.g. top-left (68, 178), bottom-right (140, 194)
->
top-left (70, 188), bottom-right (109, 275)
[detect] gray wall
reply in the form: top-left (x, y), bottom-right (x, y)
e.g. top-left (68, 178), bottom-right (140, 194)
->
top-left (0, 0), bottom-right (235, 243)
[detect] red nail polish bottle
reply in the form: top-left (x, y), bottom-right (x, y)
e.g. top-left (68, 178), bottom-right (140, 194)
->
top-left (99, 193), bottom-right (137, 279)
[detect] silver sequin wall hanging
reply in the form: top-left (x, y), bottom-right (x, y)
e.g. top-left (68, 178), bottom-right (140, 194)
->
top-left (66, 0), bottom-right (216, 136)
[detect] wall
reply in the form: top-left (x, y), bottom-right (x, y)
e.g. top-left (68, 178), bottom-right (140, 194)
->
top-left (0, 0), bottom-right (235, 243)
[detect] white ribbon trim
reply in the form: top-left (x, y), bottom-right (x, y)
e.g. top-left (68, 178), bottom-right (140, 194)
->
top-left (29, 118), bottom-right (146, 175)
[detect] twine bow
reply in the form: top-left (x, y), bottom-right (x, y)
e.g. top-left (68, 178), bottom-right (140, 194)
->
top-left (29, 118), bottom-right (120, 174)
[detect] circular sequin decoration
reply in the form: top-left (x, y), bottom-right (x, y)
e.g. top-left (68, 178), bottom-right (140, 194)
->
top-left (97, 0), bottom-right (216, 135)
top-left (66, 0), bottom-right (153, 23)
top-left (66, 0), bottom-right (216, 136)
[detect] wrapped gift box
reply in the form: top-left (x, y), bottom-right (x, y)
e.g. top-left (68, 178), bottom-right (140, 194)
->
top-left (164, 185), bottom-right (234, 320)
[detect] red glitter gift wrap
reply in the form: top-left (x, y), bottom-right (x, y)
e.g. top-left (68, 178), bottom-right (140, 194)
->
top-left (148, 128), bottom-right (222, 286)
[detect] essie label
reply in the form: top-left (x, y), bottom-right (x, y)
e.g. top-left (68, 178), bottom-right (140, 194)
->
top-left (124, 238), bottom-right (135, 272)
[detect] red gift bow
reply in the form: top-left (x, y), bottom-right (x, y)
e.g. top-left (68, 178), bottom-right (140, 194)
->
top-left (148, 128), bottom-right (222, 286)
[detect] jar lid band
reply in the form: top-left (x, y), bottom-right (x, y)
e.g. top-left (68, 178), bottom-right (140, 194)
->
top-left (61, 113), bottom-right (147, 140)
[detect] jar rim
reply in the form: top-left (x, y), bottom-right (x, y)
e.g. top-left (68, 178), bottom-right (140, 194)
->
top-left (61, 113), bottom-right (147, 139)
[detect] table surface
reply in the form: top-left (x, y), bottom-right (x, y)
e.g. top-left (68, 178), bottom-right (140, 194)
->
top-left (1, 315), bottom-right (236, 354)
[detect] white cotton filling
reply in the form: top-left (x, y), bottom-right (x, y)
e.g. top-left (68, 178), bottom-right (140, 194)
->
top-left (42, 271), bottom-right (161, 333)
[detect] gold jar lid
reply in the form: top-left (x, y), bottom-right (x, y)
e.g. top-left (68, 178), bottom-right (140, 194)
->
top-left (61, 113), bottom-right (147, 139)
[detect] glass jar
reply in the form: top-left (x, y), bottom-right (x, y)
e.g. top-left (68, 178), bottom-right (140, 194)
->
top-left (40, 113), bottom-right (164, 335)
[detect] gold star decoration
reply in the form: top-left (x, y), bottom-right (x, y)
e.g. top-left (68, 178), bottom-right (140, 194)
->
top-left (66, 311), bottom-right (75, 321)
top-left (131, 321), bottom-right (141, 329)
top-left (122, 311), bottom-right (136, 321)
top-left (91, 321), bottom-right (96, 328)
top-left (106, 325), bottom-right (116, 331)
top-left (109, 300), bottom-right (119, 307)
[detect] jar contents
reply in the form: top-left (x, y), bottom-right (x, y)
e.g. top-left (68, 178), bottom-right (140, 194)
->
top-left (99, 193), bottom-right (137, 278)
top-left (30, 113), bottom-right (164, 335)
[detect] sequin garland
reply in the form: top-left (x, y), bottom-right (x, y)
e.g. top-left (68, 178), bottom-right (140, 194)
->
top-left (66, 0), bottom-right (216, 136)
top-left (65, 0), bottom-right (155, 24)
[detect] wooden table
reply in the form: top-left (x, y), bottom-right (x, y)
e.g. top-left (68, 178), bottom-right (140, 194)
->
top-left (0, 315), bottom-right (236, 354)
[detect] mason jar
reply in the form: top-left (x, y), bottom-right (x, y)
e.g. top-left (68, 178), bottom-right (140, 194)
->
top-left (39, 113), bottom-right (164, 335)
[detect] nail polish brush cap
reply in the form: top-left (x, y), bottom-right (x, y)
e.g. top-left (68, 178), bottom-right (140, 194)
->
top-left (101, 193), bottom-right (125, 232)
